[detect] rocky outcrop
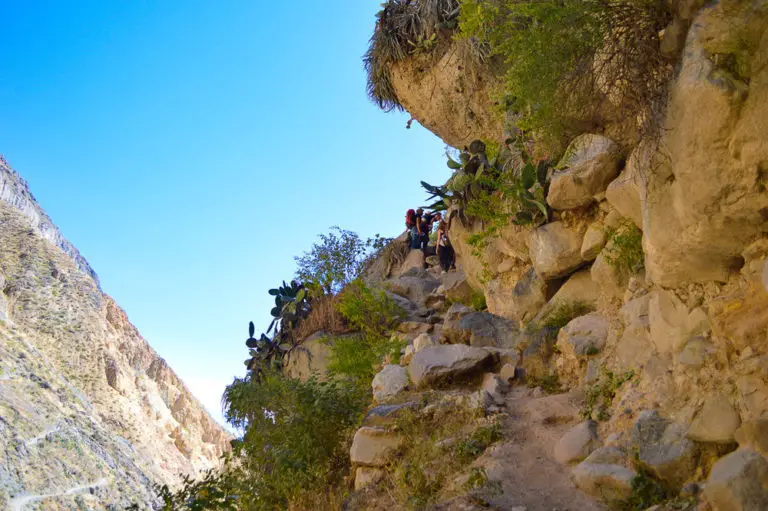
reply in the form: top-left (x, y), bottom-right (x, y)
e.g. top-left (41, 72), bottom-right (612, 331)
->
top-left (388, 40), bottom-right (504, 149)
top-left (0, 158), bottom-right (229, 509)
top-left (0, 156), bottom-right (99, 285)
top-left (547, 135), bottom-right (623, 210)
top-left (642, 3), bottom-right (768, 286)
top-left (408, 344), bottom-right (494, 388)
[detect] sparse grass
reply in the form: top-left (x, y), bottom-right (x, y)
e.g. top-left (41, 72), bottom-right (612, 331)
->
top-left (326, 333), bottom-right (405, 391)
top-left (604, 223), bottom-right (644, 279)
top-left (581, 368), bottom-right (635, 421)
top-left (526, 373), bottom-right (563, 395)
top-left (540, 301), bottom-right (594, 330)
top-left (293, 294), bottom-right (347, 341)
top-left (383, 401), bottom-right (502, 508)
top-left (364, 0), bottom-right (462, 111)
top-left (616, 455), bottom-right (671, 511)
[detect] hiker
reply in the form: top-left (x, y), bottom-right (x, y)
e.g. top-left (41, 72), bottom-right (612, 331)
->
top-left (436, 216), bottom-right (456, 273)
top-left (410, 208), bottom-right (425, 249)
top-left (418, 211), bottom-right (441, 267)
top-left (405, 208), bottom-right (418, 246)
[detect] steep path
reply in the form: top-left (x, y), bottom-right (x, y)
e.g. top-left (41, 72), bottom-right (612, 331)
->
top-left (467, 388), bottom-right (605, 510)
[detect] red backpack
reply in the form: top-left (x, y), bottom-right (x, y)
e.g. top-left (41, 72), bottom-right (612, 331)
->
top-left (405, 209), bottom-right (417, 228)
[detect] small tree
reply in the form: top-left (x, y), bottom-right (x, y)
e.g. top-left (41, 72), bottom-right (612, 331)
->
top-left (294, 227), bottom-right (389, 295)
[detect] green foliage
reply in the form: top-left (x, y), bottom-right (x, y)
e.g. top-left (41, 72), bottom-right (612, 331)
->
top-left (604, 224), bottom-right (645, 278)
top-left (220, 369), bottom-right (366, 509)
top-left (389, 408), bottom-right (502, 508)
top-left (155, 469), bottom-right (239, 510)
top-left (336, 279), bottom-right (404, 336)
top-left (469, 290), bottom-right (487, 311)
top-left (526, 373), bottom-right (563, 395)
top-left (364, 0), bottom-right (461, 111)
top-left (618, 458), bottom-right (670, 510)
top-left (326, 333), bottom-right (404, 390)
top-left (582, 368), bottom-right (635, 421)
top-left (457, 0), bottom-right (673, 150)
top-left (295, 226), bottom-right (390, 295)
top-left (454, 422), bottom-right (502, 463)
top-left (539, 301), bottom-right (595, 330)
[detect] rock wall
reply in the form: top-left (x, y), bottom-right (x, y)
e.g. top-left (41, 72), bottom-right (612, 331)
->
top-left (0, 157), bottom-right (230, 509)
top-left (381, 1), bottom-right (768, 508)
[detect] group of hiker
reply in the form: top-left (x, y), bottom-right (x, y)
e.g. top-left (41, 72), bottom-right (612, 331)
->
top-left (405, 208), bottom-right (456, 273)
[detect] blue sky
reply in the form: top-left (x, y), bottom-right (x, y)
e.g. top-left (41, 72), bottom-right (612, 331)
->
top-left (0, 1), bottom-right (449, 426)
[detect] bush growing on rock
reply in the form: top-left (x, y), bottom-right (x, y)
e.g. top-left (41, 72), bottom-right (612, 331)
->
top-left (457, 0), bottom-right (673, 150)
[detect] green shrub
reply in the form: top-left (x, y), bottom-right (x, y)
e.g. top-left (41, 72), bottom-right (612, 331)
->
top-left (582, 368), bottom-right (635, 421)
top-left (364, 0), bottom-right (461, 111)
top-left (526, 373), bottom-right (563, 395)
top-left (295, 227), bottom-right (390, 295)
top-left (457, 0), bottom-right (673, 151)
top-left (326, 333), bottom-right (404, 390)
top-left (539, 301), bottom-right (594, 330)
top-left (604, 224), bottom-right (644, 278)
top-left (336, 279), bottom-right (404, 336)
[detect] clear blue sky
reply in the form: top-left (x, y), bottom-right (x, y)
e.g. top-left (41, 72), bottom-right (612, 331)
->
top-left (0, 1), bottom-right (449, 426)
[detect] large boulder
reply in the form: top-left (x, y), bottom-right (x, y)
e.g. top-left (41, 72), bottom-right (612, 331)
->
top-left (547, 134), bottom-right (623, 210)
top-left (642, 4), bottom-right (768, 286)
top-left (557, 313), bottom-right (609, 358)
top-left (555, 421), bottom-right (600, 465)
top-left (398, 249), bottom-right (427, 277)
top-left (581, 222), bottom-right (609, 261)
top-left (704, 449), bottom-right (768, 511)
top-left (487, 267), bottom-right (554, 323)
top-left (372, 364), bottom-right (409, 403)
top-left (533, 270), bottom-right (600, 325)
top-left (441, 269), bottom-right (475, 304)
top-left (572, 460), bottom-right (636, 503)
top-left (283, 331), bottom-right (331, 381)
top-left (633, 417), bottom-right (699, 490)
top-left (445, 311), bottom-right (520, 349)
top-left (408, 344), bottom-right (494, 388)
top-left (687, 395), bottom-right (741, 444)
top-left (387, 268), bottom-right (441, 307)
top-left (605, 143), bottom-right (647, 229)
top-left (350, 427), bottom-right (403, 467)
top-left (528, 222), bottom-right (587, 280)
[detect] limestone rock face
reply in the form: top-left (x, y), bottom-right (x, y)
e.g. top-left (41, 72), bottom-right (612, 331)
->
top-left (642, 4), bottom-right (768, 286)
top-left (408, 345), bottom-right (494, 388)
top-left (548, 135), bottom-right (623, 210)
top-left (0, 158), bottom-right (229, 509)
top-left (529, 222), bottom-right (586, 280)
top-left (487, 267), bottom-right (551, 323)
top-left (284, 331), bottom-right (332, 381)
top-left (388, 40), bottom-right (503, 149)
top-left (605, 144), bottom-right (648, 229)
top-left (648, 289), bottom-right (710, 354)
top-left (350, 427), bottom-right (403, 467)
top-left (704, 449), bottom-right (768, 511)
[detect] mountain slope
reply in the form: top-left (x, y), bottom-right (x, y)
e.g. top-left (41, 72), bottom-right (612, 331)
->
top-left (0, 156), bottom-right (230, 510)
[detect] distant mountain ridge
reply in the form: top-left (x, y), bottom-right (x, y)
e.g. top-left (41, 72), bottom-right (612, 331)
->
top-left (0, 155), bottom-right (230, 509)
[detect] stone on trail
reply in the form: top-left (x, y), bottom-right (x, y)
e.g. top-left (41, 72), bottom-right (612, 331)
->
top-left (554, 420), bottom-right (600, 465)
top-left (571, 461), bottom-right (636, 502)
top-left (704, 449), bottom-right (768, 511)
top-left (443, 311), bottom-right (520, 349)
top-left (408, 344), bottom-right (494, 388)
top-left (547, 134), bottom-right (623, 210)
top-left (441, 269), bottom-right (475, 304)
top-left (371, 364), bottom-right (409, 403)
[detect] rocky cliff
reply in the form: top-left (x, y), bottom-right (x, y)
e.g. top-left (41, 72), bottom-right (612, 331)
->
top-left (351, 1), bottom-right (768, 509)
top-left (0, 156), bottom-right (230, 510)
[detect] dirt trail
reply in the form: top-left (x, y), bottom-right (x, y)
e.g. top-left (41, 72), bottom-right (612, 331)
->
top-left (467, 388), bottom-right (605, 511)
top-left (7, 478), bottom-right (108, 511)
